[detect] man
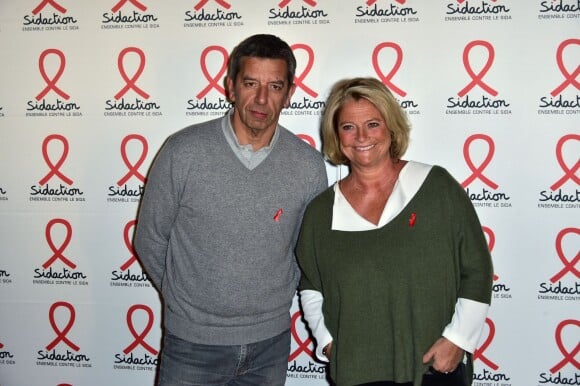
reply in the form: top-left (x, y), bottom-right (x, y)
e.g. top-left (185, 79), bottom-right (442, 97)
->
top-left (134, 34), bottom-right (328, 386)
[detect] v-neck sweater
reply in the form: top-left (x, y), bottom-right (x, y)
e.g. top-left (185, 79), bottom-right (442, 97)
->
top-left (134, 114), bottom-right (328, 345)
top-left (296, 165), bottom-right (493, 386)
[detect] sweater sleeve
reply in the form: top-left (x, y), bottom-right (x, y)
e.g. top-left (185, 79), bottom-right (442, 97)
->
top-left (133, 137), bottom-right (182, 291)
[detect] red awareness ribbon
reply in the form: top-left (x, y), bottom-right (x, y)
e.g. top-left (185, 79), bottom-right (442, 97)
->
top-left (291, 44), bottom-right (319, 98)
top-left (482, 226), bottom-right (498, 281)
top-left (550, 319), bottom-right (580, 373)
top-left (550, 39), bottom-right (580, 97)
top-left (550, 134), bottom-right (580, 191)
top-left (117, 134), bottom-right (148, 186)
top-left (43, 218), bottom-right (76, 269)
top-left (297, 134), bottom-right (316, 148)
top-left (46, 301), bottom-right (80, 351)
top-left (279, 0), bottom-right (317, 7)
top-left (196, 46), bottom-right (228, 99)
top-left (111, 0), bottom-right (147, 13)
top-left (39, 134), bottom-right (74, 186)
top-left (32, 0), bottom-right (66, 15)
top-left (458, 40), bottom-right (498, 98)
top-left (473, 318), bottom-right (499, 370)
top-left (114, 47), bottom-right (150, 100)
top-left (194, 0), bottom-right (232, 10)
top-left (36, 49), bottom-right (70, 101)
top-left (120, 220), bottom-right (138, 271)
top-left (461, 134), bottom-right (499, 189)
top-left (123, 304), bottom-right (158, 355)
top-left (372, 42), bottom-right (407, 97)
top-left (550, 227), bottom-right (580, 283)
top-left (288, 310), bottom-right (314, 361)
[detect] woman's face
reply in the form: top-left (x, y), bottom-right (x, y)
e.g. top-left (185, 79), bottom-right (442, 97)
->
top-left (337, 98), bottom-right (391, 169)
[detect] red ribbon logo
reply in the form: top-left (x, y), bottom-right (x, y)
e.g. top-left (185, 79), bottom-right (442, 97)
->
top-left (36, 49), bottom-right (70, 101)
top-left (550, 227), bottom-right (580, 283)
top-left (372, 42), bottom-right (407, 97)
top-left (291, 44), bottom-right (318, 98)
top-left (279, 0), bottom-right (317, 7)
top-left (32, 0), bottom-right (66, 14)
top-left (550, 134), bottom-right (580, 191)
top-left (473, 318), bottom-right (499, 370)
top-left (194, 0), bottom-right (232, 10)
top-left (550, 319), bottom-right (580, 373)
top-left (482, 226), bottom-right (499, 281)
top-left (297, 134), bottom-right (316, 148)
top-left (288, 310), bottom-right (314, 361)
top-left (39, 134), bottom-right (74, 186)
top-left (120, 220), bottom-right (138, 271)
top-left (43, 218), bottom-right (76, 269)
top-left (196, 46), bottom-right (228, 99)
top-left (461, 134), bottom-right (499, 189)
top-left (111, 0), bottom-right (147, 13)
top-left (550, 39), bottom-right (580, 97)
top-left (458, 40), bottom-right (498, 98)
top-left (117, 134), bottom-right (148, 186)
top-left (123, 304), bottom-right (158, 355)
top-left (115, 47), bottom-right (150, 100)
top-left (46, 301), bottom-right (80, 351)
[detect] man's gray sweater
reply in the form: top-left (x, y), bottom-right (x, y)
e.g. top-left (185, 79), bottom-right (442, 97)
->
top-left (134, 114), bottom-right (327, 345)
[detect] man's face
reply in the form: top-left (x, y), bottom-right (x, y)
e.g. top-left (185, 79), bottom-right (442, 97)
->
top-left (227, 57), bottom-right (295, 143)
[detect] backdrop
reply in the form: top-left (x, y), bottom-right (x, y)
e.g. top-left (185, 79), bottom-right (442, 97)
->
top-left (0, 1), bottom-right (578, 386)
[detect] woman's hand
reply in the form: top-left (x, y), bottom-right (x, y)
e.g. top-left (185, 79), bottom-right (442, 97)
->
top-left (422, 337), bottom-right (464, 373)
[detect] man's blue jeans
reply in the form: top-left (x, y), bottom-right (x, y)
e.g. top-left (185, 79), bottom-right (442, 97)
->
top-left (157, 329), bottom-right (291, 386)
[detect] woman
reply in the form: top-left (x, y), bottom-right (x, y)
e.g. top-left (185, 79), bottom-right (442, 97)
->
top-left (296, 77), bottom-right (493, 386)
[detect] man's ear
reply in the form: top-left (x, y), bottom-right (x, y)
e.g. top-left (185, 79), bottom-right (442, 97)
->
top-left (225, 76), bottom-right (235, 103)
top-left (284, 83), bottom-right (296, 108)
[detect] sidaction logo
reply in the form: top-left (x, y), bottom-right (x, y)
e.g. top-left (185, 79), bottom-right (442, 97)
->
top-left (445, 0), bottom-right (511, 21)
top-left (32, 218), bottom-right (89, 286)
top-left (283, 44), bottom-right (326, 116)
top-left (372, 42), bottom-right (419, 114)
top-left (537, 319), bottom-right (580, 385)
top-left (184, 0), bottom-right (244, 28)
top-left (537, 134), bottom-right (580, 209)
top-left (36, 301), bottom-right (92, 368)
top-left (0, 341), bottom-right (15, 365)
top-left (538, 0), bottom-right (580, 19)
top-left (26, 49), bottom-right (82, 118)
top-left (268, 0), bottom-right (330, 26)
top-left (186, 46), bottom-right (232, 117)
top-left (29, 135), bottom-right (85, 202)
top-left (537, 227), bottom-right (580, 301)
top-left (104, 47), bottom-right (162, 116)
top-left (110, 220), bottom-right (151, 287)
top-left (101, 0), bottom-right (160, 29)
top-left (113, 304), bottom-right (159, 371)
top-left (446, 40), bottom-right (512, 116)
top-left (483, 226), bottom-right (512, 299)
top-left (472, 318), bottom-right (512, 385)
top-left (286, 311), bottom-right (326, 381)
top-left (108, 134), bottom-right (148, 203)
top-left (354, 0), bottom-right (419, 23)
top-left (537, 39), bottom-right (580, 114)
top-left (461, 134), bottom-right (512, 208)
top-left (22, 0), bottom-right (79, 31)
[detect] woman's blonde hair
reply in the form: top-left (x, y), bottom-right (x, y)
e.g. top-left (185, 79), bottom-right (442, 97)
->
top-left (321, 77), bottom-right (411, 165)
